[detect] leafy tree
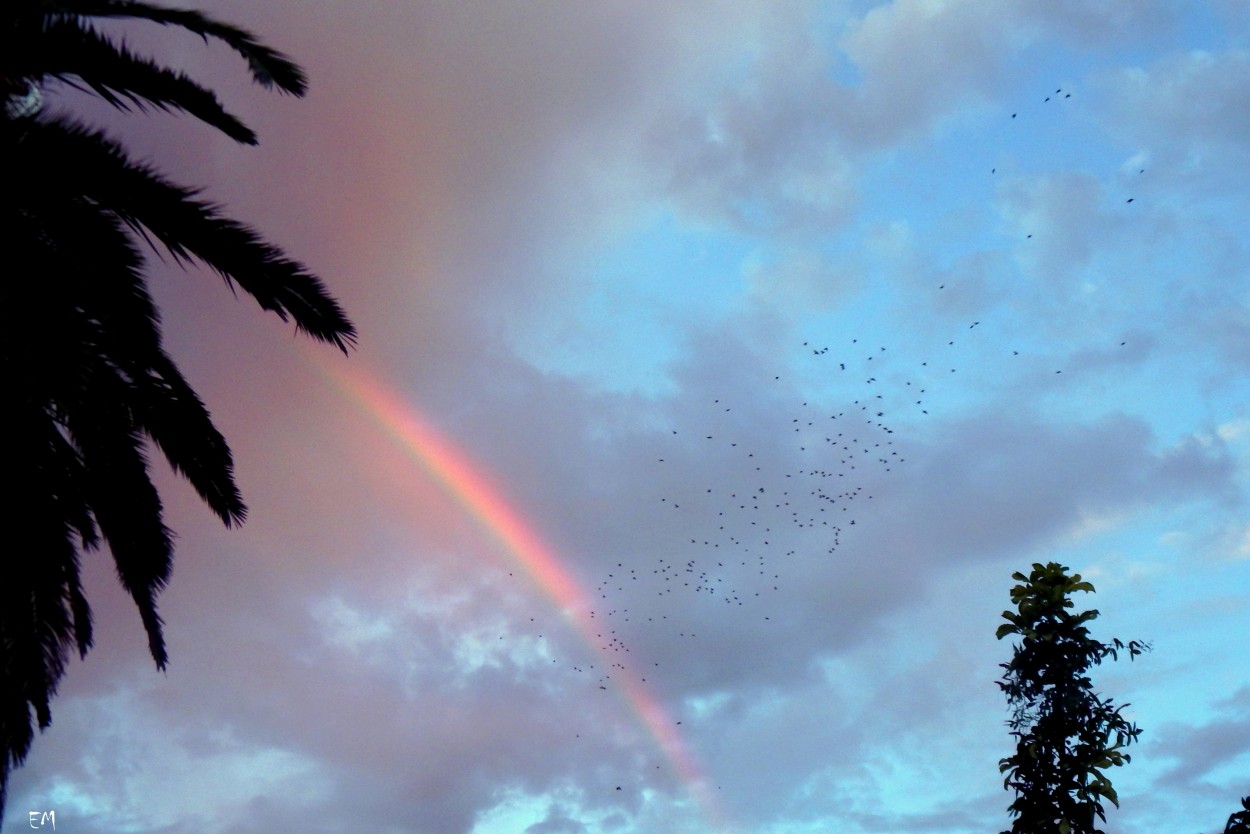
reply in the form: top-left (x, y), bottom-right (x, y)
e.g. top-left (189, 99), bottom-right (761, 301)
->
top-left (1224, 797), bottom-right (1250, 834)
top-left (1, 0), bottom-right (355, 817)
top-left (996, 562), bottom-right (1149, 834)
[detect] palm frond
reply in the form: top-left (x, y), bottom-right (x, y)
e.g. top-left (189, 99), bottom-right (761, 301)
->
top-left (2, 4), bottom-right (347, 821)
top-left (22, 19), bottom-right (258, 143)
top-left (41, 0), bottom-right (309, 95)
top-left (68, 386), bottom-right (174, 669)
top-left (1, 403), bottom-right (98, 813)
top-left (8, 181), bottom-right (247, 527)
top-left (6, 163), bottom-right (164, 362)
top-left (6, 188), bottom-right (178, 672)
top-left (134, 352), bottom-right (248, 527)
top-left (22, 118), bottom-right (358, 353)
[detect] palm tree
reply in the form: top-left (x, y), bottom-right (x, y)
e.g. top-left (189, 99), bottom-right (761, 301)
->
top-left (1, 1), bottom-right (355, 816)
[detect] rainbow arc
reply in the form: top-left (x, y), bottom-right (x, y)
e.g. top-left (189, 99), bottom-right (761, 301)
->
top-left (320, 363), bottom-right (731, 830)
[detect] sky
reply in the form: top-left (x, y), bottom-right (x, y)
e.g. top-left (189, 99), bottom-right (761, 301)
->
top-left (6, 1), bottom-right (1250, 833)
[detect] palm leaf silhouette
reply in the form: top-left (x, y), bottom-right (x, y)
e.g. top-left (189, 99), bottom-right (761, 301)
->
top-left (1, 1), bottom-right (353, 817)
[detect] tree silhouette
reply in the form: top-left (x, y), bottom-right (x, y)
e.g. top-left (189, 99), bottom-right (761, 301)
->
top-left (1224, 796), bottom-right (1250, 834)
top-left (1, 1), bottom-right (354, 817)
top-left (996, 562), bottom-right (1149, 834)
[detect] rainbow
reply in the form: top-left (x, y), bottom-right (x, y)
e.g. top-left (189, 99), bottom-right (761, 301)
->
top-left (319, 363), bottom-right (730, 829)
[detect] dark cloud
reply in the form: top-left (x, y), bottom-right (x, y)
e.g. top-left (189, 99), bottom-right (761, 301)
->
top-left (1151, 686), bottom-right (1250, 789)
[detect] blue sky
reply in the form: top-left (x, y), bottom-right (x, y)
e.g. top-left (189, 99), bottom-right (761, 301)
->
top-left (7, 2), bottom-right (1248, 833)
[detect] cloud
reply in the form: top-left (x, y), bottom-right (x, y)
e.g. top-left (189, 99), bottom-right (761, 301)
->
top-left (1105, 48), bottom-right (1250, 163)
top-left (525, 805), bottom-right (589, 834)
top-left (1149, 686), bottom-right (1250, 790)
top-left (840, 0), bottom-right (1012, 139)
top-left (744, 247), bottom-right (865, 314)
top-left (10, 4), bottom-right (1249, 834)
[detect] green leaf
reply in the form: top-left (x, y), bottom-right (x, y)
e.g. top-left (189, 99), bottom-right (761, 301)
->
top-left (995, 562), bottom-right (1147, 833)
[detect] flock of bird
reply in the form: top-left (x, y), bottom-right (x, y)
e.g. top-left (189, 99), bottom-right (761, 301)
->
top-left (574, 326), bottom-right (971, 692)
top-left (503, 84), bottom-right (1142, 716)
